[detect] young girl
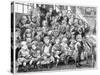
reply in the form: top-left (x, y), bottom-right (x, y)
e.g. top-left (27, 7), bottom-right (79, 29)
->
top-left (23, 28), bottom-right (32, 41)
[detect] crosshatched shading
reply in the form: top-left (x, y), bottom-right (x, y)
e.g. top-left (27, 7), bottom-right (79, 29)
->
top-left (11, 2), bottom-right (96, 73)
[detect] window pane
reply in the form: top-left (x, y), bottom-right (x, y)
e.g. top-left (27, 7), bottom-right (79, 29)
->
top-left (24, 5), bottom-right (27, 13)
top-left (27, 6), bottom-right (32, 14)
top-left (17, 4), bottom-right (23, 13)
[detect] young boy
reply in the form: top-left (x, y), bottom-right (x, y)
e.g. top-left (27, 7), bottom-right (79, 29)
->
top-left (31, 40), bottom-right (42, 57)
top-left (35, 30), bottom-right (43, 42)
top-left (30, 15), bottom-right (39, 28)
top-left (17, 41), bottom-right (31, 67)
top-left (60, 37), bottom-right (71, 56)
top-left (42, 36), bottom-right (52, 57)
top-left (52, 38), bottom-right (61, 65)
top-left (69, 35), bottom-right (76, 50)
top-left (42, 20), bottom-right (49, 34)
top-left (52, 38), bottom-right (61, 55)
top-left (75, 34), bottom-right (84, 67)
top-left (61, 37), bottom-right (69, 51)
top-left (30, 42), bottom-right (41, 65)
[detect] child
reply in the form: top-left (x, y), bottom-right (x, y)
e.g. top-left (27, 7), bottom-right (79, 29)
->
top-left (23, 28), bottom-right (32, 41)
top-left (58, 23), bottom-right (67, 35)
top-left (69, 35), bottom-right (76, 50)
top-left (42, 20), bottom-right (49, 34)
top-left (30, 15), bottom-right (39, 28)
top-left (52, 38), bottom-right (61, 54)
top-left (29, 41), bottom-right (38, 65)
top-left (26, 37), bottom-right (32, 49)
top-left (60, 37), bottom-right (70, 55)
top-left (42, 36), bottom-right (52, 56)
top-left (61, 37), bottom-right (68, 50)
top-left (35, 30), bottom-right (43, 41)
top-left (51, 36), bottom-right (55, 45)
top-left (17, 41), bottom-right (31, 67)
top-left (15, 28), bottom-right (21, 47)
top-left (31, 29), bottom-right (36, 40)
top-left (52, 38), bottom-right (61, 63)
top-left (75, 34), bottom-right (84, 66)
top-left (31, 40), bottom-right (42, 56)
top-left (30, 45), bottom-right (41, 65)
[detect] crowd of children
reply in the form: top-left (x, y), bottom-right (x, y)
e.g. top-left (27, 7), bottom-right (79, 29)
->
top-left (15, 6), bottom-right (93, 70)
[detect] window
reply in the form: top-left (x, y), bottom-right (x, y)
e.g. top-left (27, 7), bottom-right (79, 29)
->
top-left (17, 4), bottom-right (23, 13)
top-left (15, 4), bottom-right (18, 12)
top-left (24, 5), bottom-right (28, 13)
top-left (27, 6), bottom-right (32, 14)
top-left (15, 3), bottom-right (30, 14)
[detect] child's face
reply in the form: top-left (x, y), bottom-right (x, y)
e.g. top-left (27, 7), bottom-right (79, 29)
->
top-left (48, 30), bottom-right (52, 35)
top-left (64, 16), bottom-right (67, 21)
top-left (32, 16), bottom-right (37, 22)
top-left (26, 33), bottom-right (32, 38)
top-left (22, 45), bottom-right (27, 50)
top-left (32, 44), bottom-right (36, 49)
top-left (62, 20), bottom-right (66, 25)
top-left (53, 31), bottom-right (59, 37)
top-left (44, 37), bottom-right (50, 44)
top-left (26, 29), bottom-right (31, 33)
top-left (21, 16), bottom-right (27, 24)
top-left (55, 39), bottom-right (60, 44)
top-left (51, 36), bottom-right (55, 41)
top-left (37, 50), bottom-right (40, 54)
top-left (15, 31), bottom-right (20, 38)
top-left (76, 35), bottom-right (82, 41)
top-left (37, 31), bottom-right (42, 36)
top-left (36, 35), bottom-right (41, 41)
top-left (49, 8), bottom-right (53, 13)
top-left (59, 12), bottom-right (62, 16)
top-left (32, 31), bottom-right (35, 36)
top-left (26, 38), bottom-right (32, 43)
top-left (69, 18), bottom-right (74, 25)
top-left (21, 41), bottom-right (27, 46)
top-left (74, 18), bottom-right (78, 24)
top-left (43, 21), bottom-right (47, 27)
top-left (62, 38), bottom-right (67, 43)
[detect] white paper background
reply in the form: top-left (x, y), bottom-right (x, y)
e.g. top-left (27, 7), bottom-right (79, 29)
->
top-left (0, 0), bottom-right (99, 75)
